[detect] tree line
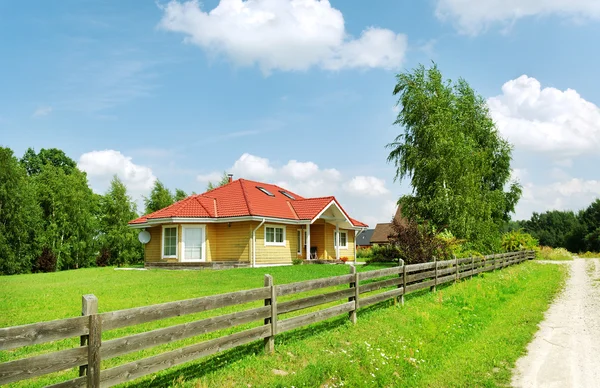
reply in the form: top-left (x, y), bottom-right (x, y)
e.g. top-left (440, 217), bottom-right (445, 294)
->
top-left (0, 146), bottom-right (229, 275)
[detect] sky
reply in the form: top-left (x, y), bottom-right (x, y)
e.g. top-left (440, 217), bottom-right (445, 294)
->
top-left (1, 0), bottom-right (600, 227)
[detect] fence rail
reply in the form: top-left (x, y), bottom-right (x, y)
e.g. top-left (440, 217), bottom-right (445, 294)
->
top-left (0, 250), bottom-right (535, 387)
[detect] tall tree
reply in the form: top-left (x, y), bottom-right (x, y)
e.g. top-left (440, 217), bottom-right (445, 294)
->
top-left (579, 199), bottom-right (600, 252)
top-left (0, 147), bottom-right (41, 274)
top-left (98, 176), bottom-right (143, 266)
top-left (207, 172), bottom-right (231, 191)
top-left (522, 210), bottom-right (581, 248)
top-left (144, 180), bottom-right (174, 214)
top-left (174, 188), bottom-right (188, 202)
top-left (20, 148), bottom-right (77, 176)
top-left (387, 64), bottom-right (521, 252)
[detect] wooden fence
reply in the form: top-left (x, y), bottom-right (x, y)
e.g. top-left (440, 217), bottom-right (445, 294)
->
top-left (0, 250), bottom-right (535, 387)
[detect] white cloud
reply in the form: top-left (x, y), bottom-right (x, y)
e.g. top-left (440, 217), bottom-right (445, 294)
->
top-left (514, 177), bottom-right (600, 219)
top-left (159, 0), bottom-right (407, 73)
top-left (344, 176), bottom-right (390, 197)
top-left (78, 150), bottom-right (157, 205)
top-left (33, 106), bottom-right (52, 117)
top-left (488, 75), bottom-right (600, 157)
top-left (231, 153), bottom-right (276, 179)
top-left (196, 172), bottom-right (225, 183)
top-left (435, 0), bottom-right (600, 34)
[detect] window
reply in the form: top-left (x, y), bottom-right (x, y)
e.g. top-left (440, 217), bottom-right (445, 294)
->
top-left (162, 226), bottom-right (178, 258)
top-left (334, 231), bottom-right (348, 249)
top-left (279, 190), bottom-right (296, 200)
top-left (297, 229), bottom-right (302, 254)
top-left (182, 226), bottom-right (205, 262)
top-left (265, 225), bottom-right (286, 246)
top-left (256, 186), bottom-right (275, 197)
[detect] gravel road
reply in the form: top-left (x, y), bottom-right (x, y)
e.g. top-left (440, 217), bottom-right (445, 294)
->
top-left (512, 258), bottom-right (600, 388)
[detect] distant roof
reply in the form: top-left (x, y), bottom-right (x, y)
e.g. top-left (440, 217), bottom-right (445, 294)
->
top-left (129, 178), bottom-right (368, 228)
top-left (370, 223), bottom-right (394, 244)
top-left (356, 229), bottom-right (375, 246)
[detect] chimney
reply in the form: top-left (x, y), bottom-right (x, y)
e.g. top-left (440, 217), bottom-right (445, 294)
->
top-left (227, 173), bottom-right (233, 183)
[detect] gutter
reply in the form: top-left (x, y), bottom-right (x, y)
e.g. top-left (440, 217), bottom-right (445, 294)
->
top-left (252, 218), bottom-right (266, 268)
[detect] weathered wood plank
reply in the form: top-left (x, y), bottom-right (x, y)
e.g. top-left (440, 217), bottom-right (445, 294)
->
top-left (359, 266), bottom-right (402, 281)
top-left (101, 306), bottom-right (271, 360)
top-left (276, 274), bottom-right (354, 296)
top-left (79, 294), bottom-right (98, 377)
top-left (457, 257), bottom-right (472, 265)
top-left (0, 316), bottom-right (89, 351)
top-left (435, 274), bottom-right (456, 286)
top-left (406, 269), bottom-right (436, 284)
top-left (359, 277), bottom-right (402, 294)
top-left (405, 261), bottom-right (436, 273)
top-left (0, 346), bottom-right (88, 385)
top-left (349, 266), bottom-right (358, 324)
top-left (99, 325), bottom-right (271, 387)
top-left (359, 288), bottom-right (405, 308)
top-left (278, 289), bottom-right (354, 314)
top-left (263, 275), bottom-right (274, 354)
top-left (437, 266), bottom-right (457, 277)
top-left (46, 376), bottom-right (86, 388)
top-left (101, 287), bottom-right (270, 331)
top-left (278, 302), bottom-right (354, 333)
top-left (434, 259), bottom-right (455, 269)
top-left (405, 279), bottom-right (436, 293)
top-left (87, 314), bottom-right (101, 388)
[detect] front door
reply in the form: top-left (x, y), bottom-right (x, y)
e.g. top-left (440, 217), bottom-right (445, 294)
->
top-left (182, 226), bottom-right (204, 262)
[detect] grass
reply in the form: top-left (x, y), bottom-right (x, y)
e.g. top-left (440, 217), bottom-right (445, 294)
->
top-left (0, 261), bottom-right (565, 387)
top-left (577, 251), bottom-right (600, 259)
top-left (535, 246), bottom-right (573, 261)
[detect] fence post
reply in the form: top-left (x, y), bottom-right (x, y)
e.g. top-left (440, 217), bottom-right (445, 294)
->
top-left (349, 266), bottom-right (358, 324)
top-left (87, 314), bottom-right (101, 387)
top-left (401, 261), bottom-right (407, 306)
top-left (396, 259), bottom-right (404, 306)
top-left (470, 256), bottom-right (474, 279)
top-left (431, 258), bottom-right (438, 292)
top-left (79, 294), bottom-right (98, 377)
top-left (263, 274), bottom-right (277, 354)
top-left (492, 253), bottom-right (496, 272)
top-left (454, 255), bottom-right (458, 283)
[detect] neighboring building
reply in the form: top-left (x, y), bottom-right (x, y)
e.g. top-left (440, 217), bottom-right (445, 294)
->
top-left (356, 229), bottom-right (375, 248)
top-left (129, 177), bottom-right (368, 268)
top-left (370, 206), bottom-right (404, 245)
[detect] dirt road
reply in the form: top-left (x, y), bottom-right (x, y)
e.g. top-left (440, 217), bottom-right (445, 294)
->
top-left (512, 258), bottom-right (600, 388)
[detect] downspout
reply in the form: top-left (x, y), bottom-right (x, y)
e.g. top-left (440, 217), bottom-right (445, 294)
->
top-left (252, 218), bottom-right (266, 268)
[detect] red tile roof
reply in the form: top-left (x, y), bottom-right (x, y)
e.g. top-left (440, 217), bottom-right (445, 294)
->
top-left (130, 179), bottom-right (368, 227)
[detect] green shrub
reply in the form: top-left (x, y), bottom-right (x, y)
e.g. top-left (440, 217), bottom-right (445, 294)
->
top-left (536, 246), bottom-right (572, 261)
top-left (356, 247), bottom-right (372, 259)
top-left (501, 230), bottom-right (538, 252)
top-left (292, 258), bottom-right (304, 265)
top-left (578, 251), bottom-right (600, 258)
top-left (365, 244), bottom-right (402, 264)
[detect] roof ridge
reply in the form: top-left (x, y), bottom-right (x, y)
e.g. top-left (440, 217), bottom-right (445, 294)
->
top-left (238, 180), bottom-right (253, 216)
top-left (194, 196), bottom-right (213, 217)
top-left (287, 201), bottom-right (300, 220)
top-left (293, 196), bottom-right (335, 202)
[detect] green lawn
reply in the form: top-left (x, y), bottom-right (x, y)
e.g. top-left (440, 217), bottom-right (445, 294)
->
top-left (0, 261), bottom-right (565, 387)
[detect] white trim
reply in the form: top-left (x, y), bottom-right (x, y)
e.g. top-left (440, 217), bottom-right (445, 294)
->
top-left (297, 229), bottom-right (303, 255)
top-left (130, 214), bottom-right (367, 230)
top-left (264, 224), bottom-right (286, 247)
top-left (161, 225), bottom-right (178, 259)
top-left (181, 225), bottom-right (206, 262)
top-left (334, 230), bottom-right (348, 249)
top-left (311, 200), bottom-right (352, 225)
top-left (252, 263), bottom-right (293, 267)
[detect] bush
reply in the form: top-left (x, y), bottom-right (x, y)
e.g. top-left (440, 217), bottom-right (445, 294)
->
top-left (357, 247), bottom-right (372, 259)
top-left (501, 230), bottom-right (538, 252)
top-left (96, 247), bottom-right (111, 267)
top-left (292, 258), bottom-right (304, 265)
top-left (365, 244), bottom-right (402, 264)
top-left (388, 219), bottom-right (451, 264)
top-left (536, 247), bottom-right (573, 261)
top-left (578, 251), bottom-right (600, 258)
top-left (33, 247), bottom-right (57, 273)
top-left (340, 256), bottom-right (349, 263)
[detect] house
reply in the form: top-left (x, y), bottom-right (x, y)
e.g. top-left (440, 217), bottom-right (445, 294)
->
top-left (129, 177), bottom-right (368, 268)
top-left (356, 229), bottom-right (375, 248)
top-left (370, 206), bottom-right (404, 245)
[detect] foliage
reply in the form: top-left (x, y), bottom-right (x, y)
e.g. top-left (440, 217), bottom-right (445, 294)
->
top-left (536, 247), bottom-right (573, 261)
top-left (292, 258), bottom-right (303, 265)
top-left (20, 147), bottom-right (78, 176)
top-left (0, 148), bottom-right (42, 275)
top-left (386, 64), bottom-right (521, 250)
top-left (32, 247), bottom-right (57, 273)
top-left (356, 247), bottom-right (372, 259)
top-left (144, 180), bottom-right (174, 214)
top-left (207, 171), bottom-right (231, 191)
top-left (174, 189), bottom-right (188, 202)
top-left (365, 244), bottom-right (403, 264)
top-left (577, 251), bottom-right (600, 258)
top-left (0, 263), bottom-right (565, 387)
top-left (96, 247), bottom-right (110, 267)
top-left (501, 230), bottom-right (538, 252)
top-left (340, 256), bottom-right (349, 263)
top-left (521, 210), bottom-right (581, 249)
top-left (98, 176), bottom-right (143, 266)
top-left (388, 218), bottom-right (451, 264)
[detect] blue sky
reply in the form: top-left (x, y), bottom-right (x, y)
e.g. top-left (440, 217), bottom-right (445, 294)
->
top-left (1, 0), bottom-right (600, 226)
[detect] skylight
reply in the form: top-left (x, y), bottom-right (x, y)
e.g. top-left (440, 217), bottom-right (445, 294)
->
top-left (279, 190), bottom-right (295, 200)
top-left (256, 186), bottom-right (275, 197)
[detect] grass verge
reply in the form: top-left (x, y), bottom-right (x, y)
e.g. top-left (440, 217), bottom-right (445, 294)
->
top-left (0, 262), bottom-right (565, 387)
top-left (535, 247), bottom-right (573, 261)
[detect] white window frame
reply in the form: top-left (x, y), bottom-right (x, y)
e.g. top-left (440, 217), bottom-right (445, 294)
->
top-left (162, 225), bottom-right (178, 259)
top-left (334, 230), bottom-right (348, 249)
top-left (297, 229), bottom-right (303, 255)
top-left (264, 224), bottom-right (286, 247)
top-left (182, 225), bottom-right (206, 262)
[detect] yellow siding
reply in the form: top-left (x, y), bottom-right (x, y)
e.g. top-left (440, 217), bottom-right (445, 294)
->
top-left (322, 223), bottom-right (356, 261)
top-left (308, 223), bottom-right (325, 259)
top-left (254, 222), bottom-right (300, 265)
top-left (212, 222), bottom-right (252, 262)
top-left (144, 226), bottom-right (162, 262)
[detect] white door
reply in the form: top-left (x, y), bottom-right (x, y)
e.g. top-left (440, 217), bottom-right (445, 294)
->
top-left (183, 226), bottom-right (204, 262)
